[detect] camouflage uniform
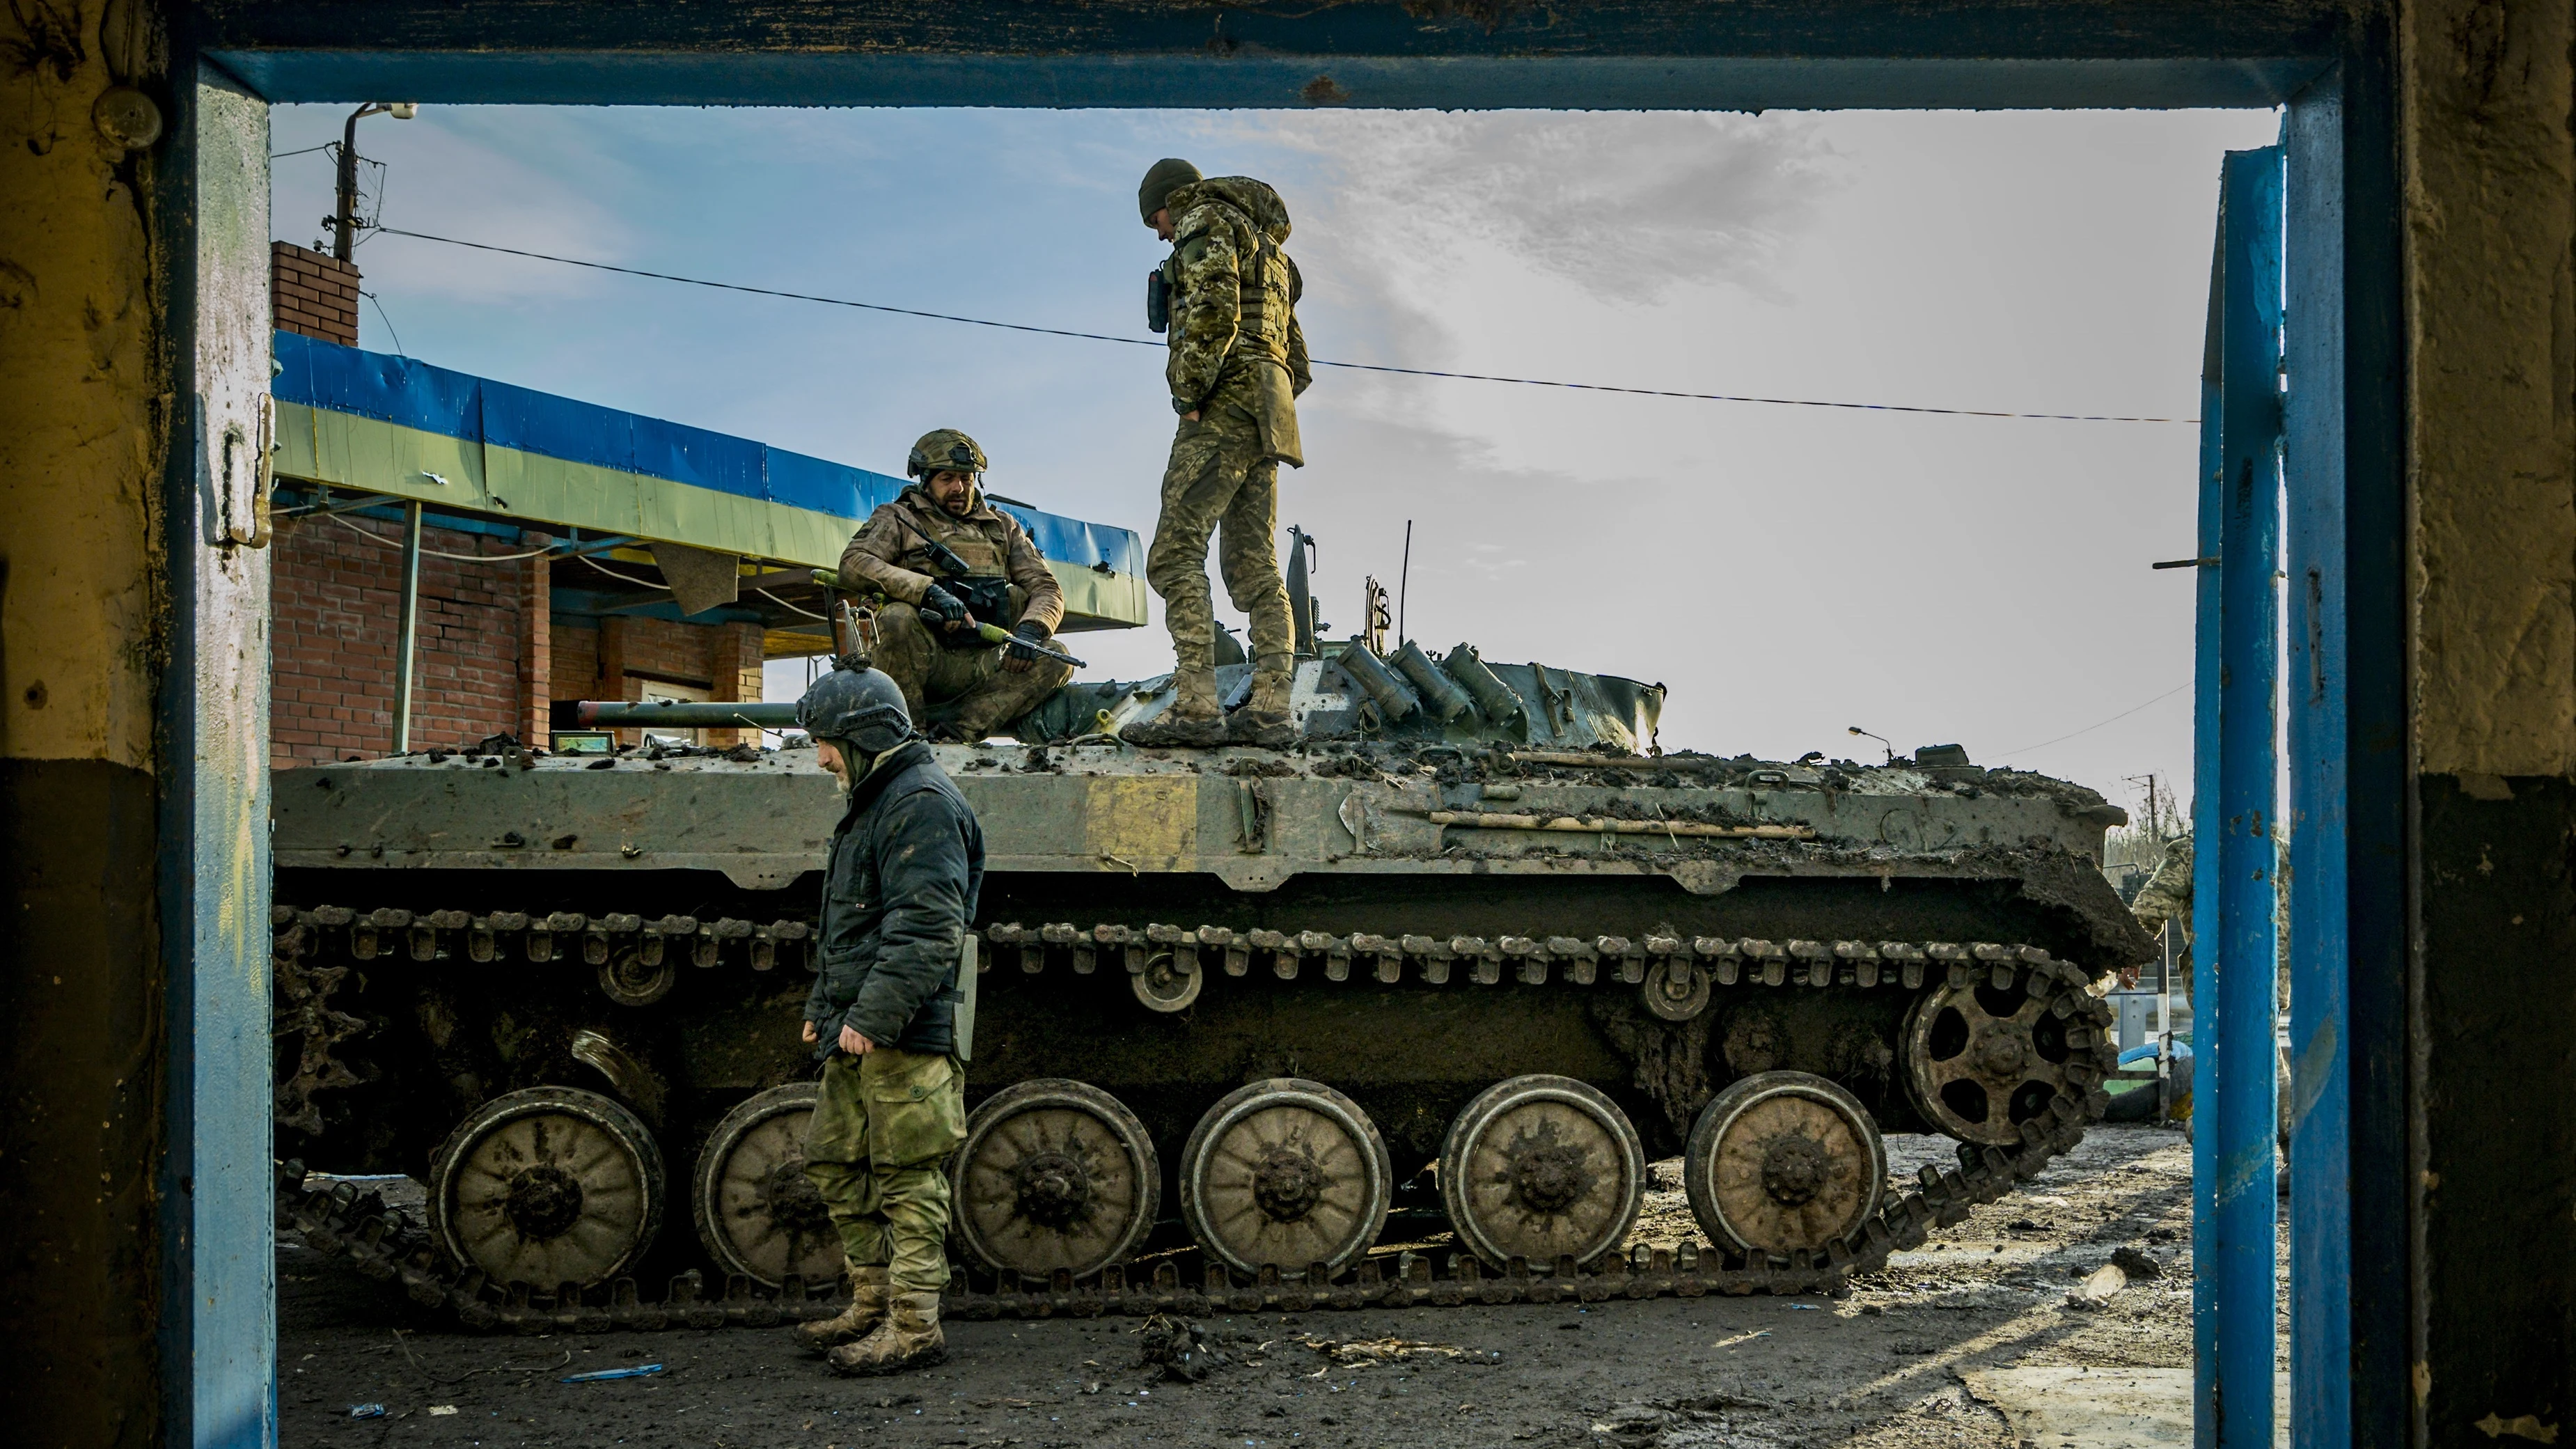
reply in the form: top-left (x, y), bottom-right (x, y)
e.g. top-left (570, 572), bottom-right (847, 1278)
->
top-left (840, 484), bottom-right (1072, 737)
top-left (799, 737), bottom-right (980, 1371)
top-left (1147, 175), bottom-right (1310, 715)
top-left (2130, 835), bottom-right (2193, 943)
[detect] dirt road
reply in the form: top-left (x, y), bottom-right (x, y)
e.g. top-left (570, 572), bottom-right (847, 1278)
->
top-left (281, 1125), bottom-right (2197, 1448)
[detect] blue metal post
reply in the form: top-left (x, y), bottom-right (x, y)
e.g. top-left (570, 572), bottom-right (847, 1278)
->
top-left (2282, 93), bottom-right (2352, 1449)
top-left (2197, 144), bottom-right (2286, 1449)
top-left (2190, 205), bottom-right (2227, 1449)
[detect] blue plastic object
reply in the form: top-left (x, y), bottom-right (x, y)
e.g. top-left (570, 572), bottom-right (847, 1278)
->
top-left (560, 1364), bottom-right (666, 1383)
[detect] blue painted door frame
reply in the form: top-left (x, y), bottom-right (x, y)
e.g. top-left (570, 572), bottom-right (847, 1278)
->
top-left (2194, 142), bottom-right (2286, 1449)
top-left (155, 16), bottom-right (2412, 1448)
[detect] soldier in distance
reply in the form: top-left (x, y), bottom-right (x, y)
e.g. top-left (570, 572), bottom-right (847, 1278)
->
top-left (792, 661), bottom-right (980, 1376)
top-left (1124, 157), bottom-right (1310, 749)
top-left (838, 428), bottom-right (1074, 742)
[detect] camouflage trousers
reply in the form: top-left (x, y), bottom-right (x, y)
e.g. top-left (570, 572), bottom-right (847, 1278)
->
top-left (873, 588), bottom-right (1073, 737)
top-left (1147, 406), bottom-right (1296, 677)
top-left (802, 1047), bottom-right (968, 1294)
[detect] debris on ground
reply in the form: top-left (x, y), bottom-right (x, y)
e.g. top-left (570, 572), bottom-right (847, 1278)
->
top-left (1134, 1315), bottom-right (1232, 1383)
top-left (346, 1404), bottom-right (384, 1419)
top-left (2065, 1263), bottom-right (2128, 1308)
top-left (1298, 1334), bottom-right (1472, 1366)
top-left (2112, 1245), bottom-right (2165, 1280)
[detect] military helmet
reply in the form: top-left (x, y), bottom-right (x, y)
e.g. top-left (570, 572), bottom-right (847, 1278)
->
top-left (795, 662), bottom-right (913, 754)
top-left (906, 428), bottom-right (987, 480)
top-left (1138, 157), bottom-right (1201, 222)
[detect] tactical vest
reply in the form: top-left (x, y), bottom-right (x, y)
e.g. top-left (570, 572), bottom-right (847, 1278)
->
top-left (1152, 231), bottom-right (1298, 369)
top-left (891, 492), bottom-right (1015, 640)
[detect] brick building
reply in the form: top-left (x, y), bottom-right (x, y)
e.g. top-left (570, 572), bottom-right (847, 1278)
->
top-left (266, 243), bottom-right (782, 765)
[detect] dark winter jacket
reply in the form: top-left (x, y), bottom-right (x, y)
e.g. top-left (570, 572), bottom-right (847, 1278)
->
top-left (804, 740), bottom-right (984, 1056)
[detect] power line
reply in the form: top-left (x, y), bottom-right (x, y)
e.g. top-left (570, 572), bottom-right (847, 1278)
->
top-left (2000, 682), bottom-right (2191, 756)
top-left (372, 226), bottom-right (2192, 425)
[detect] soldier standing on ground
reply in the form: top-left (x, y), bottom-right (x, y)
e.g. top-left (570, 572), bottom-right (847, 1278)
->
top-left (791, 662), bottom-right (982, 1375)
top-left (1123, 157), bottom-right (1310, 748)
top-left (840, 429), bottom-right (1074, 742)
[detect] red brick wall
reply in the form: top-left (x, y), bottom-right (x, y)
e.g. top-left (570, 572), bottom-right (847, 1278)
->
top-left (269, 512), bottom-right (549, 765)
top-left (274, 514), bottom-right (769, 762)
top-left (551, 614), bottom-right (767, 746)
top-left (272, 241), bottom-right (359, 345)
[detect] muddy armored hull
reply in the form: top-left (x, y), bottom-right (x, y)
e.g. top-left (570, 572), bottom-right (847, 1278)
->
top-left (272, 709), bottom-right (2146, 1329)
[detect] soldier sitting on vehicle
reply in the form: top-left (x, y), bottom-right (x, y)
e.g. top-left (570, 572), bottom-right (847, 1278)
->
top-left (838, 428), bottom-right (1074, 742)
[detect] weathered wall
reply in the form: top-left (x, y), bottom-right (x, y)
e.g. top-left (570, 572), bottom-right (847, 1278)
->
top-left (0, 1), bottom-right (170, 1445)
top-left (2405, 0), bottom-right (2576, 778)
top-left (2400, 0), bottom-right (2576, 1439)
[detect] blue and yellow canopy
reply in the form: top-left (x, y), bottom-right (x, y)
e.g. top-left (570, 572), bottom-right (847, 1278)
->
top-left (269, 331), bottom-right (1148, 631)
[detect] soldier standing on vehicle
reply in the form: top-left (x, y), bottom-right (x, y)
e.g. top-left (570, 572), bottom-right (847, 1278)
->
top-left (1123, 157), bottom-right (1310, 748)
top-left (839, 429), bottom-right (1073, 742)
top-left (791, 662), bottom-right (981, 1376)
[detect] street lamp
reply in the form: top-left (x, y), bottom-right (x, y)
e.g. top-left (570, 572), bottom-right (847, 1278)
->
top-left (326, 101), bottom-right (418, 262)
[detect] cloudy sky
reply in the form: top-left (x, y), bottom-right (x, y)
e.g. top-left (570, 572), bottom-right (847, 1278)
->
top-left (269, 104), bottom-right (2280, 817)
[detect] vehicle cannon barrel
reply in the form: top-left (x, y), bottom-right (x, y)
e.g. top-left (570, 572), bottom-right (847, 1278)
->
top-left (565, 699), bottom-right (801, 729)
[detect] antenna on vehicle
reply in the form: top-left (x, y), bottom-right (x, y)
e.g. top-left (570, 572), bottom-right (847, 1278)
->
top-left (1848, 726), bottom-right (1894, 764)
top-left (1397, 519), bottom-right (1413, 645)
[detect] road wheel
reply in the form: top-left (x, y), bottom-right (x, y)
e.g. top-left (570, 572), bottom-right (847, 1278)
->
top-left (691, 1082), bottom-right (841, 1288)
top-left (1180, 1078), bottom-right (1392, 1278)
top-left (1683, 1070), bottom-right (1885, 1258)
top-left (1900, 961), bottom-right (2084, 1145)
top-left (427, 1086), bottom-right (665, 1289)
top-left (1440, 1074), bottom-right (1645, 1269)
top-left (950, 1079), bottom-right (1160, 1280)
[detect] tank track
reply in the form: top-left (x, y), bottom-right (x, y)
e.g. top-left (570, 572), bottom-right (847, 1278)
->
top-left (271, 907), bottom-right (2118, 1335)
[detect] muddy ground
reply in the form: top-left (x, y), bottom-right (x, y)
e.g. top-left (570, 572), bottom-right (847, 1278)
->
top-left (283, 1125), bottom-right (2209, 1448)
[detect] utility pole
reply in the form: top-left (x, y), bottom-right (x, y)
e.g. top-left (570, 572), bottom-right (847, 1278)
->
top-left (327, 101), bottom-right (418, 261)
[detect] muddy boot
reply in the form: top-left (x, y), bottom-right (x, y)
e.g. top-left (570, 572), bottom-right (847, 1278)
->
top-left (1122, 670), bottom-right (1226, 747)
top-left (797, 1263), bottom-right (888, 1354)
top-left (827, 1291), bottom-right (948, 1376)
top-left (1227, 658), bottom-right (1298, 747)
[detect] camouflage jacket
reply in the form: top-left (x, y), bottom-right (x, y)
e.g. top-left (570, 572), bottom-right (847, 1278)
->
top-left (838, 484), bottom-right (1065, 633)
top-left (2130, 836), bottom-right (2193, 940)
top-left (1161, 175), bottom-right (1311, 465)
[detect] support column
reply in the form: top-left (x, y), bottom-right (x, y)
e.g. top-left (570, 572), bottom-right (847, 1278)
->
top-left (518, 533), bottom-right (552, 748)
top-left (392, 499), bottom-right (423, 752)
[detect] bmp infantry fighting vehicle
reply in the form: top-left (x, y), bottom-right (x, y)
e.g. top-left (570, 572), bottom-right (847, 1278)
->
top-left (273, 580), bottom-right (2149, 1329)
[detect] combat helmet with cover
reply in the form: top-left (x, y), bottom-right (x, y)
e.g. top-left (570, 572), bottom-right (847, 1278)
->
top-left (796, 662), bottom-right (913, 755)
top-left (906, 428), bottom-right (987, 480)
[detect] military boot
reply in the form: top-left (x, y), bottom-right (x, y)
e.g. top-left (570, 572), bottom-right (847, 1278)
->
top-left (826, 1291), bottom-right (948, 1376)
top-left (797, 1263), bottom-right (889, 1353)
top-left (1227, 658), bottom-right (1298, 747)
top-left (1122, 670), bottom-right (1226, 747)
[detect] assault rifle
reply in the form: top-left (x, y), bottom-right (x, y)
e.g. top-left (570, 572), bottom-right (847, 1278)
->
top-left (808, 566), bottom-right (1088, 671)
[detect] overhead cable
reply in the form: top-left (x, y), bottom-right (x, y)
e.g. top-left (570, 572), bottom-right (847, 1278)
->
top-left (328, 510), bottom-right (554, 561)
top-left (2000, 682), bottom-right (2192, 756)
top-left (373, 226), bottom-right (2190, 425)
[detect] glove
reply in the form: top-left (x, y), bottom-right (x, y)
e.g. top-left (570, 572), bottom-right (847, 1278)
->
top-left (918, 583), bottom-right (971, 631)
top-left (1007, 620), bottom-right (1051, 664)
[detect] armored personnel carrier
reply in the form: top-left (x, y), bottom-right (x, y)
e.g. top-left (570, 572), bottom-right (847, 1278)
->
top-left (274, 621), bottom-right (2146, 1329)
